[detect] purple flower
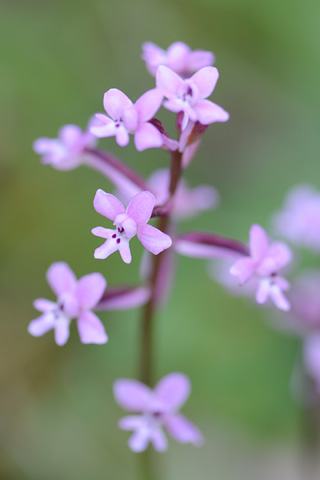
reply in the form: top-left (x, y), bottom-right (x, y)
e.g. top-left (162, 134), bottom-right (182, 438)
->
top-left (92, 190), bottom-right (172, 264)
top-left (114, 373), bottom-right (203, 452)
top-left (142, 41), bottom-right (214, 77)
top-left (28, 263), bottom-right (107, 346)
top-left (33, 123), bottom-right (96, 170)
top-left (230, 224), bottom-right (292, 311)
top-left (90, 88), bottom-right (164, 151)
top-left (156, 65), bottom-right (229, 130)
top-left (272, 185), bottom-right (320, 253)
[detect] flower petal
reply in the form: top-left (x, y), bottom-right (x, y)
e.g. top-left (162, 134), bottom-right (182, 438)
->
top-left (134, 123), bottom-right (163, 151)
top-left (250, 224), bottom-right (269, 262)
top-left (137, 224), bottom-right (172, 255)
top-left (156, 65), bottom-right (183, 96)
top-left (269, 284), bottom-right (290, 311)
top-left (128, 427), bottom-right (151, 452)
top-left (135, 89), bottom-right (164, 123)
top-left (304, 334), bottom-right (320, 385)
top-left (33, 298), bottom-right (56, 312)
top-left (154, 373), bottom-right (190, 411)
top-left (118, 415), bottom-right (145, 431)
top-left (186, 50), bottom-right (215, 72)
top-left (151, 427), bottom-right (168, 452)
top-left (96, 286), bottom-right (151, 310)
top-left (77, 311), bottom-right (108, 344)
top-left (164, 413), bottom-right (203, 446)
top-left (46, 262), bottom-right (77, 296)
top-left (126, 191), bottom-right (155, 226)
top-left (113, 379), bottom-right (153, 412)
top-left (93, 189), bottom-right (125, 220)
top-left (190, 66), bottom-right (219, 98)
top-left (28, 313), bottom-right (55, 337)
top-left (93, 239), bottom-right (120, 260)
top-left (54, 318), bottom-right (71, 346)
top-left (103, 89), bottom-right (132, 119)
top-left (194, 100), bottom-right (229, 124)
top-left (118, 239), bottom-right (132, 264)
top-left (59, 124), bottom-right (82, 147)
top-left (75, 273), bottom-right (107, 309)
top-left (230, 257), bottom-right (255, 285)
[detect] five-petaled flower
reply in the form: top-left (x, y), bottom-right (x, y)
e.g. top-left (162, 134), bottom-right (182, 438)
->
top-left (142, 41), bottom-right (214, 77)
top-left (28, 263), bottom-right (108, 345)
top-left (33, 123), bottom-right (96, 170)
top-left (230, 224), bottom-right (292, 311)
top-left (156, 65), bottom-right (229, 130)
top-left (92, 190), bottom-right (172, 264)
top-left (90, 88), bottom-right (164, 151)
top-left (114, 373), bottom-right (203, 452)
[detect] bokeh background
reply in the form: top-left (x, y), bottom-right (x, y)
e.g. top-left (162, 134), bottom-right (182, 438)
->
top-left (1, 0), bottom-right (320, 478)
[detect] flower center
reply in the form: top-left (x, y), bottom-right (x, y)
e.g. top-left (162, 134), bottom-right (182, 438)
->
top-left (112, 226), bottom-right (126, 245)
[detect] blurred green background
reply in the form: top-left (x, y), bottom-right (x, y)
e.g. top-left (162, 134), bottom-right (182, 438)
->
top-left (1, 0), bottom-right (320, 478)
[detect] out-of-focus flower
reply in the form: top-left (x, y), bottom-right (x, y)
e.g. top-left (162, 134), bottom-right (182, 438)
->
top-left (156, 65), bottom-right (229, 130)
top-left (230, 224), bottom-right (292, 311)
top-left (90, 88), bottom-right (164, 151)
top-left (33, 123), bottom-right (96, 170)
top-left (92, 190), bottom-right (172, 264)
top-left (272, 185), bottom-right (320, 252)
top-left (114, 373), bottom-right (203, 452)
top-left (28, 263), bottom-right (107, 345)
top-left (142, 41), bottom-right (214, 77)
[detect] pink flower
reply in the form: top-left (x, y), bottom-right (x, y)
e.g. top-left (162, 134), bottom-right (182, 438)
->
top-left (114, 373), bottom-right (203, 452)
top-left (156, 65), bottom-right (229, 130)
top-left (28, 263), bottom-right (107, 346)
top-left (142, 41), bottom-right (214, 77)
top-left (230, 224), bottom-right (292, 311)
top-left (90, 88), bottom-right (164, 151)
top-left (272, 185), bottom-right (320, 253)
top-left (33, 123), bottom-right (96, 170)
top-left (304, 334), bottom-right (320, 392)
top-left (92, 190), bottom-right (172, 264)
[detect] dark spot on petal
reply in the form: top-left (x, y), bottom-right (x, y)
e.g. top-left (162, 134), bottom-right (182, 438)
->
top-left (117, 238), bottom-right (121, 244)
top-left (112, 234), bottom-right (117, 238)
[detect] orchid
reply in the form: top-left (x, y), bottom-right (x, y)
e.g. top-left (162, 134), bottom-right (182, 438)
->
top-left (90, 88), bottom-right (164, 151)
top-left (28, 263), bottom-right (107, 345)
top-left (33, 123), bottom-right (96, 170)
top-left (142, 41), bottom-right (214, 77)
top-left (156, 65), bottom-right (229, 130)
top-left (92, 190), bottom-right (172, 264)
top-left (114, 373), bottom-right (203, 452)
top-left (230, 224), bottom-right (292, 311)
top-left (272, 185), bottom-right (320, 253)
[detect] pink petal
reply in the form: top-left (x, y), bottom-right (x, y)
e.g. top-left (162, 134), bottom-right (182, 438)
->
top-left (77, 311), bottom-right (108, 344)
top-left (151, 427), bottom-right (168, 452)
top-left (268, 242), bottom-right (292, 270)
top-left (93, 189), bottom-right (125, 220)
top-left (269, 284), bottom-right (290, 311)
top-left (93, 239), bottom-right (120, 260)
top-left (164, 413), bottom-right (203, 446)
top-left (33, 298), bottom-right (56, 312)
top-left (103, 89), bottom-right (132, 119)
top-left (54, 319), bottom-right (70, 346)
top-left (190, 66), bottom-right (219, 98)
top-left (128, 427), bottom-right (151, 452)
top-left (33, 137), bottom-right (53, 154)
top-left (186, 50), bottom-right (215, 72)
top-left (250, 224), bottom-right (269, 262)
top-left (123, 107), bottom-right (139, 131)
top-left (135, 89), bottom-right (164, 123)
top-left (156, 65), bottom-right (183, 96)
top-left (134, 123), bottom-right (163, 151)
top-left (154, 373), bottom-right (190, 411)
top-left (91, 227), bottom-right (114, 239)
top-left (59, 124), bottom-right (82, 147)
top-left (194, 100), bottom-right (229, 124)
top-left (118, 415), bottom-right (145, 430)
top-left (230, 257), bottom-right (255, 284)
top-left (137, 224), bottom-right (172, 255)
top-left (119, 240), bottom-right (132, 264)
top-left (175, 239), bottom-right (240, 259)
top-left (90, 119), bottom-right (118, 138)
top-left (126, 191), bottom-right (155, 226)
top-left (304, 334), bottom-right (320, 383)
top-left (115, 128), bottom-right (130, 147)
top-left (46, 262), bottom-right (77, 296)
top-left (167, 42), bottom-right (190, 70)
top-left (75, 273), bottom-right (107, 309)
top-left (28, 313), bottom-right (55, 337)
top-left (113, 379), bottom-right (153, 412)
top-left (256, 279), bottom-right (270, 304)
top-left (96, 287), bottom-right (151, 311)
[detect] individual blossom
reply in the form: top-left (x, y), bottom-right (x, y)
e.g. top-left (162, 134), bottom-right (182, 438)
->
top-left (156, 65), bottom-right (229, 130)
top-left (28, 263), bottom-right (107, 346)
top-left (142, 41), bottom-right (214, 77)
top-left (272, 185), bottom-right (320, 253)
top-left (92, 190), bottom-right (172, 264)
top-left (230, 224), bottom-right (292, 311)
top-left (114, 373), bottom-right (203, 452)
top-left (33, 122), bottom-right (97, 170)
top-left (90, 88), bottom-right (164, 151)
